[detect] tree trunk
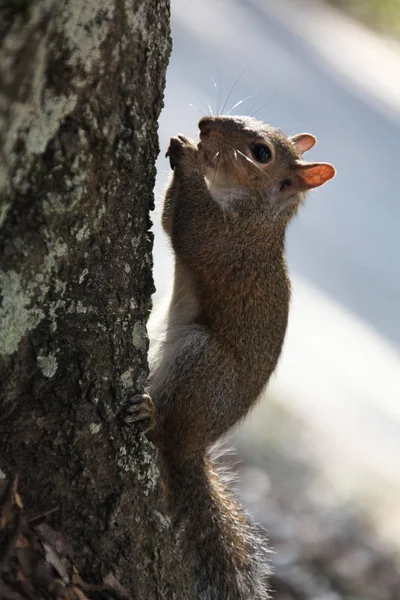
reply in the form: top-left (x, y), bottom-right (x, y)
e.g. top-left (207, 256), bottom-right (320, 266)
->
top-left (0, 1), bottom-right (189, 597)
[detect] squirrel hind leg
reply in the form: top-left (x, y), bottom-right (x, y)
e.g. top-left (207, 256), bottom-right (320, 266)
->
top-left (123, 393), bottom-right (156, 434)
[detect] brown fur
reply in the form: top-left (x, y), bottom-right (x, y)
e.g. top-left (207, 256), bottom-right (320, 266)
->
top-left (144, 116), bottom-right (335, 599)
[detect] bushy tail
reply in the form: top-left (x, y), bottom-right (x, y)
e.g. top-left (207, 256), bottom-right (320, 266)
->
top-left (166, 455), bottom-right (271, 600)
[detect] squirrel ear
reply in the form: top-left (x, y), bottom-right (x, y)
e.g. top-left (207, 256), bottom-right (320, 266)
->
top-left (290, 133), bottom-right (317, 155)
top-left (295, 161), bottom-right (336, 190)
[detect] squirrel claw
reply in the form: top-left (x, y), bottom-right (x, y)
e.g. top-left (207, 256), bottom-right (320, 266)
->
top-left (123, 393), bottom-right (156, 433)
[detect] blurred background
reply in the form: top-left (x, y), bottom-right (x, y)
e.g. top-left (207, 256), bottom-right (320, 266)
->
top-left (152, 0), bottom-right (400, 595)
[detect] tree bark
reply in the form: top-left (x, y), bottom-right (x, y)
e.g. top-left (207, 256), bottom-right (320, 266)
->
top-left (0, 1), bottom-right (189, 597)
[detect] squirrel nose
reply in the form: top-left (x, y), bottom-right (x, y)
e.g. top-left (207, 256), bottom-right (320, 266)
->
top-left (198, 117), bottom-right (216, 135)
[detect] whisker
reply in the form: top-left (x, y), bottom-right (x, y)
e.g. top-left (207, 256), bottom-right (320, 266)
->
top-left (223, 142), bottom-right (259, 171)
top-left (250, 90), bottom-right (280, 118)
top-left (223, 141), bottom-right (271, 182)
top-left (189, 103), bottom-right (205, 117)
top-left (210, 75), bottom-right (219, 116)
top-left (209, 150), bottom-right (220, 193)
top-left (221, 65), bottom-right (248, 114)
top-left (217, 74), bottom-right (222, 115)
top-left (235, 148), bottom-right (260, 171)
top-left (222, 148), bottom-right (231, 203)
top-left (200, 100), bottom-right (213, 116)
top-left (226, 147), bottom-right (244, 188)
top-left (226, 94), bottom-right (256, 116)
top-left (247, 92), bottom-right (260, 117)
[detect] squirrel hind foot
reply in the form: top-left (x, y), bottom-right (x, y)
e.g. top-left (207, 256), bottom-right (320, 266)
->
top-left (123, 393), bottom-right (156, 433)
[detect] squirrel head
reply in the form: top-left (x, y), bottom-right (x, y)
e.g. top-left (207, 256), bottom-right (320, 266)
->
top-left (198, 115), bottom-right (335, 224)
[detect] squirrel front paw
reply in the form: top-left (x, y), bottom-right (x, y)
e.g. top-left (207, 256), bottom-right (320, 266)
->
top-left (166, 135), bottom-right (201, 171)
top-left (123, 393), bottom-right (156, 433)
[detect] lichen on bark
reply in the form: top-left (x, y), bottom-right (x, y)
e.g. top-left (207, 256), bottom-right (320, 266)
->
top-left (0, 1), bottom-right (191, 597)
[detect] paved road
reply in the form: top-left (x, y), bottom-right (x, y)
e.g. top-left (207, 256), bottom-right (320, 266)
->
top-left (154, 0), bottom-right (400, 348)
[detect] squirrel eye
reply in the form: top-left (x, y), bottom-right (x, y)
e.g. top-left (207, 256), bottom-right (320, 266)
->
top-left (251, 143), bottom-right (272, 164)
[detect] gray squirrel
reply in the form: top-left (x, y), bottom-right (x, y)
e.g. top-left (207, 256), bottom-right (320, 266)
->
top-left (127, 115), bottom-right (335, 599)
